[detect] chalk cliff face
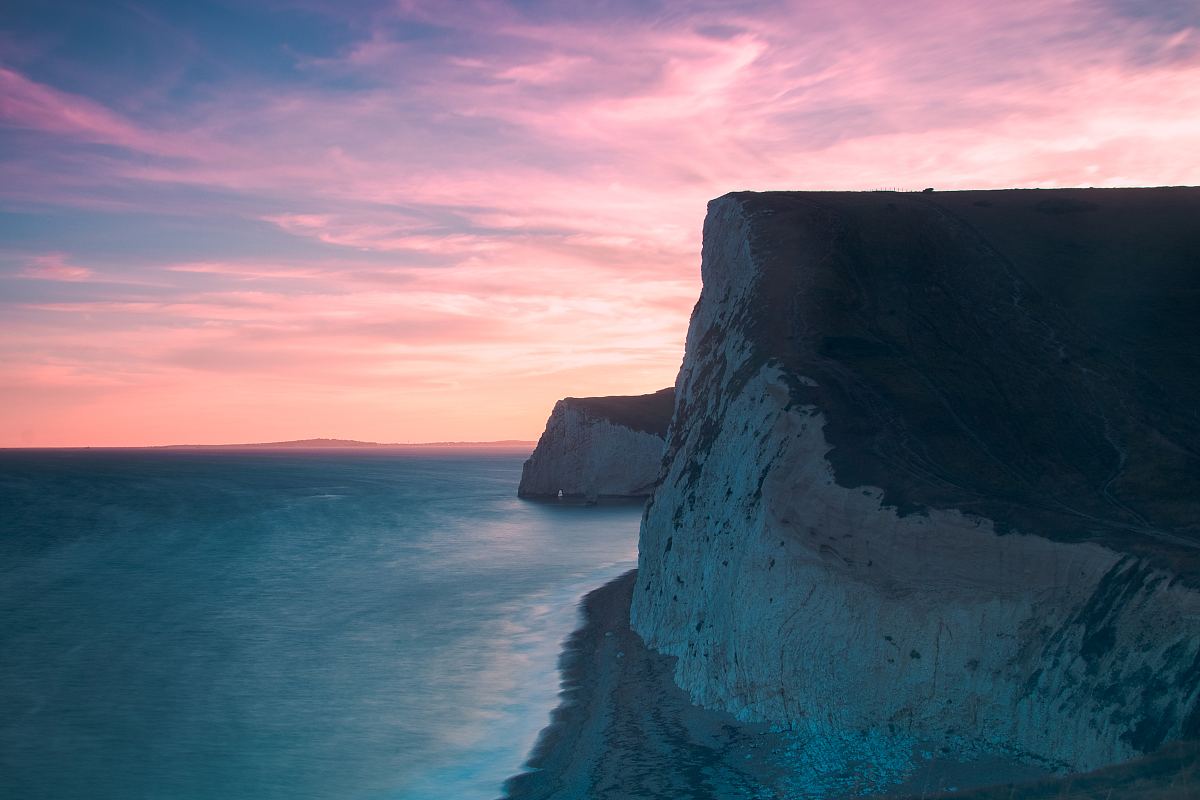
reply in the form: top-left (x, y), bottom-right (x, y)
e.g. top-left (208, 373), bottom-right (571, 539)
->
top-left (518, 389), bottom-right (673, 499)
top-left (631, 189), bottom-right (1200, 778)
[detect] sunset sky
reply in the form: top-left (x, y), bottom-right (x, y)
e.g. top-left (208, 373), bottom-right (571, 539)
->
top-left (2, 0), bottom-right (1199, 446)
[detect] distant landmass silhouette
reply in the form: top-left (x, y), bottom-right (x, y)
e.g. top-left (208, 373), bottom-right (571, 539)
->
top-left (158, 438), bottom-right (535, 449)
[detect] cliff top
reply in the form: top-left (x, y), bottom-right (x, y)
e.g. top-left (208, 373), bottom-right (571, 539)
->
top-left (562, 388), bottom-right (675, 437)
top-left (706, 186), bottom-right (1200, 572)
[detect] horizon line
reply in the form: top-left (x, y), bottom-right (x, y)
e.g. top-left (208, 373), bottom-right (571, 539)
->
top-left (2, 437), bottom-right (538, 451)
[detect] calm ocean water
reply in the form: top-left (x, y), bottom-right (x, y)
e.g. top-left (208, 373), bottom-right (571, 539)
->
top-left (0, 448), bottom-right (642, 800)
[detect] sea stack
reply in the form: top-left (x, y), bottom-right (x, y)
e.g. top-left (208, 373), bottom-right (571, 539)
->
top-left (518, 388), bottom-right (674, 500)
top-left (631, 188), bottom-right (1200, 775)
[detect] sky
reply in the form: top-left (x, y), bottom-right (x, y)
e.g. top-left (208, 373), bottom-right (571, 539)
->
top-left (2, 0), bottom-right (1199, 446)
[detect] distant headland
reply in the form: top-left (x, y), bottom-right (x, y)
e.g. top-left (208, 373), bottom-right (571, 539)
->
top-left (159, 438), bottom-right (536, 449)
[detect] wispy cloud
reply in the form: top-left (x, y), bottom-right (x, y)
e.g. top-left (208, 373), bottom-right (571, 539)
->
top-left (0, 67), bottom-right (156, 149)
top-left (18, 253), bottom-right (94, 281)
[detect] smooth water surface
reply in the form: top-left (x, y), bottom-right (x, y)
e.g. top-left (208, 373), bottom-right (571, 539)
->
top-left (0, 449), bottom-right (642, 800)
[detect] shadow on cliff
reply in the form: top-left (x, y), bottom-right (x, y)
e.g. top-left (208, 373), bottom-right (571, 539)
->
top-left (914, 740), bottom-right (1200, 799)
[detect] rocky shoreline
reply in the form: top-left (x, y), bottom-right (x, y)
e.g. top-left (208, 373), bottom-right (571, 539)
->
top-left (501, 570), bottom-right (790, 799)
top-left (501, 572), bottom-right (1052, 800)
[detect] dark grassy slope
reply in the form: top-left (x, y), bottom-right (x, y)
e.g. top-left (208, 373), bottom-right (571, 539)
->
top-left (564, 388), bottom-right (675, 437)
top-left (715, 187), bottom-right (1200, 575)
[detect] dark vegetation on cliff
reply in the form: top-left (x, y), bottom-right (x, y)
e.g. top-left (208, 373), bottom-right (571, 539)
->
top-left (706, 187), bottom-right (1200, 576)
top-left (562, 387), bottom-right (676, 437)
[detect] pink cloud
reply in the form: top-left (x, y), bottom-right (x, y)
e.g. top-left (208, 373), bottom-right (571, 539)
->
top-left (261, 213), bottom-right (500, 255)
top-left (0, 67), bottom-right (164, 153)
top-left (19, 253), bottom-right (94, 281)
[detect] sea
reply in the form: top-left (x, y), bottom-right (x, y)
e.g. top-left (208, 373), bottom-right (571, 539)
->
top-left (0, 448), bottom-right (643, 800)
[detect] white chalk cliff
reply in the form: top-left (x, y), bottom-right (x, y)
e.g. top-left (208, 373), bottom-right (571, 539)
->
top-left (519, 389), bottom-right (673, 500)
top-left (630, 188), bottom-right (1200, 779)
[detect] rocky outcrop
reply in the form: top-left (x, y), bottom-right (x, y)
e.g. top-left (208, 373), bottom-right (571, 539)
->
top-left (630, 188), bottom-right (1200, 780)
top-left (518, 389), bottom-right (673, 500)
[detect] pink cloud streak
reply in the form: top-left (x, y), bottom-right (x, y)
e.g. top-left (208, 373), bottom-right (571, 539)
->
top-left (18, 253), bottom-right (94, 281)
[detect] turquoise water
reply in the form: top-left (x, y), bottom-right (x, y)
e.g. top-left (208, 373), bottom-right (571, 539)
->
top-left (0, 449), bottom-right (642, 800)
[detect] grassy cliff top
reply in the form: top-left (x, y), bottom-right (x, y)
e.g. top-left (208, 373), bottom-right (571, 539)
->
top-left (709, 187), bottom-right (1200, 573)
top-left (564, 388), bottom-right (675, 437)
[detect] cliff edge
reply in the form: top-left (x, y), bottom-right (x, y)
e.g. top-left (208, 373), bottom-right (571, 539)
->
top-left (518, 388), bottom-right (673, 499)
top-left (631, 188), bottom-right (1200, 782)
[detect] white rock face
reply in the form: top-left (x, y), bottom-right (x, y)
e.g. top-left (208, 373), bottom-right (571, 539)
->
top-left (519, 396), bottom-right (668, 499)
top-left (630, 194), bottom-right (1200, 778)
